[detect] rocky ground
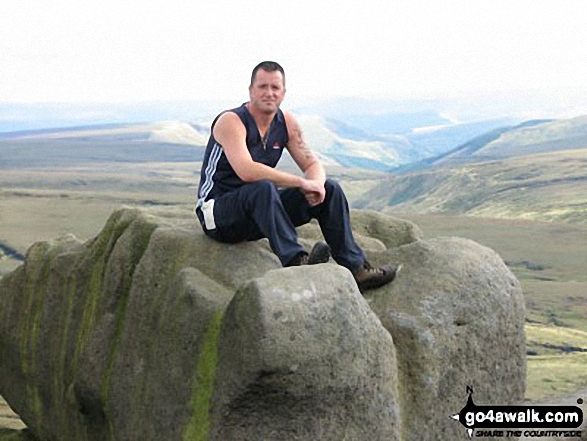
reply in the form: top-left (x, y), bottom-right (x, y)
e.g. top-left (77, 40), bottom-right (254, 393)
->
top-left (0, 208), bottom-right (580, 440)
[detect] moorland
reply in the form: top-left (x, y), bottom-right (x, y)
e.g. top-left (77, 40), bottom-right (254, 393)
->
top-left (1, 110), bottom-right (586, 409)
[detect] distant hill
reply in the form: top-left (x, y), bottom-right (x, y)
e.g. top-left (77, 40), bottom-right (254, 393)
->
top-left (293, 103), bottom-right (521, 169)
top-left (3, 109), bottom-right (586, 181)
top-left (355, 114), bottom-right (587, 223)
top-left (356, 148), bottom-right (587, 223)
top-left (0, 116), bottom-right (428, 172)
top-left (406, 117), bottom-right (517, 158)
top-left (0, 121), bottom-right (209, 168)
top-left (289, 113), bottom-right (521, 171)
top-left (0, 117), bottom-right (404, 171)
top-left (294, 115), bottom-right (408, 171)
top-left (326, 110), bottom-right (452, 135)
top-left (0, 99), bottom-right (534, 173)
top-left (430, 115), bottom-right (587, 167)
top-left (0, 101), bottom-right (231, 134)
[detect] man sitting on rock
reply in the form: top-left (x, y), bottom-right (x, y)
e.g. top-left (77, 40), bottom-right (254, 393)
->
top-left (195, 61), bottom-right (399, 292)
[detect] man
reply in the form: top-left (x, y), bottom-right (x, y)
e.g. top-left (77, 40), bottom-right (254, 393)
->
top-left (195, 61), bottom-right (399, 292)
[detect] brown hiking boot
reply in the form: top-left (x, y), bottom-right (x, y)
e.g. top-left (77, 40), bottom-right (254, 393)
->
top-left (353, 261), bottom-right (401, 293)
top-left (287, 241), bottom-right (331, 266)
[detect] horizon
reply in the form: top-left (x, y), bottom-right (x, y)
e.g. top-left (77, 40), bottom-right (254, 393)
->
top-left (2, 88), bottom-right (587, 135)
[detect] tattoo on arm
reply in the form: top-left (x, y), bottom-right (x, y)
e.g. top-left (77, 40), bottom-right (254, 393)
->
top-left (295, 125), bottom-right (314, 161)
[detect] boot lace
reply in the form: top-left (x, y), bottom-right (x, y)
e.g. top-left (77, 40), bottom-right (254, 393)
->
top-left (363, 261), bottom-right (385, 276)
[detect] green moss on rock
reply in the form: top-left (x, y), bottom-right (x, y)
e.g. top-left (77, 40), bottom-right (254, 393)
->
top-left (183, 311), bottom-right (223, 441)
top-left (0, 428), bottom-right (37, 441)
top-left (101, 220), bottom-right (158, 404)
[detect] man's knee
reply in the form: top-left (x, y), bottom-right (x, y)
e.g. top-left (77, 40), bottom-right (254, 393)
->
top-left (249, 179), bottom-right (278, 194)
top-left (324, 178), bottom-right (343, 196)
top-left (245, 180), bottom-right (280, 206)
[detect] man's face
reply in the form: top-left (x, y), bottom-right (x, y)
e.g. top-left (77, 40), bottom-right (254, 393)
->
top-left (249, 69), bottom-right (286, 115)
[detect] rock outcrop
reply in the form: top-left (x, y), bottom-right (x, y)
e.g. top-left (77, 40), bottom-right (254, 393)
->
top-left (0, 207), bottom-right (525, 440)
top-left (366, 237), bottom-right (526, 440)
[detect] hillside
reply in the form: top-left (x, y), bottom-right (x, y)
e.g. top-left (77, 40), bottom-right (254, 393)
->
top-left (354, 114), bottom-right (587, 222)
top-left (355, 148), bottom-right (587, 223)
top-left (0, 108), bottom-right (522, 173)
top-left (0, 117), bottom-right (405, 171)
top-left (2, 111), bottom-right (587, 410)
top-left (0, 122), bottom-right (210, 169)
top-left (294, 115), bottom-right (407, 170)
top-left (430, 115), bottom-right (587, 166)
top-left (406, 116), bottom-right (516, 158)
top-left (2, 113), bottom-right (587, 226)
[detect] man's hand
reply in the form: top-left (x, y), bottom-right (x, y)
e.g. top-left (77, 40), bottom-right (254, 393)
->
top-left (300, 178), bottom-right (326, 207)
top-left (284, 112), bottom-right (327, 204)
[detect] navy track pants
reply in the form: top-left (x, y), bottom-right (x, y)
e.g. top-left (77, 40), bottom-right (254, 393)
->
top-left (196, 178), bottom-right (366, 269)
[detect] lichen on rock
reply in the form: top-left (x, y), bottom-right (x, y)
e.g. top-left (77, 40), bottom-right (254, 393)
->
top-left (0, 207), bottom-right (525, 441)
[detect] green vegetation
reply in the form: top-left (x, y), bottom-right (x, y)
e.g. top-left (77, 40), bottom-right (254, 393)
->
top-left (358, 149), bottom-right (587, 224)
top-left (526, 323), bottom-right (587, 401)
top-left (1, 115), bottom-right (587, 432)
top-left (526, 352), bottom-right (587, 401)
top-left (394, 213), bottom-right (587, 400)
top-left (101, 219), bottom-right (158, 404)
top-left (0, 429), bottom-right (36, 441)
top-left (526, 324), bottom-right (587, 355)
top-left (184, 311), bottom-right (223, 441)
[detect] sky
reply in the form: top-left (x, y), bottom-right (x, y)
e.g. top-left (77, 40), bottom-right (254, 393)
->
top-left (1, 0), bottom-right (587, 109)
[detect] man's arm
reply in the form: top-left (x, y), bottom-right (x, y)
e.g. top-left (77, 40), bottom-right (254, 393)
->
top-left (214, 112), bottom-right (303, 187)
top-left (284, 111), bottom-right (327, 205)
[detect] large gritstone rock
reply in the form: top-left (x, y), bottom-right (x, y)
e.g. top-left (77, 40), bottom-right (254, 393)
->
top-left (350, 209), bottom-right (424, 249)
top-left (209, 265), bottom-right (400, 440)
top-left (0, 207), bottom-right (525, 441)
top-left (296, 209), bottom-right (423, 252)
top-left (365, 237), bottom-right (526, 441)
top-left (0, 208), bottom-right (404, 441)
top-left (0, 208), bottom-right (274, 441)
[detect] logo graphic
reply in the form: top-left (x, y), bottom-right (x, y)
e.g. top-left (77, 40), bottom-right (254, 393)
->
top-left (451, 386), bottom-right (583, 438)
top-left (272, 143), bottom-right (282, 150)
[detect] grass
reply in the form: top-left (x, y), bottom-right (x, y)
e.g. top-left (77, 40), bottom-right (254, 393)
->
top-left (358, 148), bottom-right (587, 224)
top-left (526, 325), bottom-right (587, 401)
top-left (391, 213), bottom-right (587, 282)
top-left (0, 163), bottom-right (196, 255)
top-left (526, 324), bottom-right (587, 354)
top-left (390, 212), bottom-right (587, 401)
top-left (526, 352), bottom-right (587, 401)
top-left (525, 324), bottom-right (587, 401)
top-left (1, 162), bottom-right (587, 408)
top-left (523, 280), bottom-right (587, 332)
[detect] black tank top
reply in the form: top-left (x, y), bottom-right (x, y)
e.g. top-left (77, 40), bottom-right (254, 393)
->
top-left (197, 103), bottom-right (289, 207)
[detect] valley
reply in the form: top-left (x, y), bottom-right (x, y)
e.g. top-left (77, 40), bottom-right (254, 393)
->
top-left (1, 166), bottom-right (586, 401)
top-left (357, 148), bottom-right (587, 223)
top-left (1, 109), bottom-right (587, 405)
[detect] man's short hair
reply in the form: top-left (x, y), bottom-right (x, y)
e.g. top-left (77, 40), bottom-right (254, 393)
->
top-left (250, 61), bottom-right (285, 87)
